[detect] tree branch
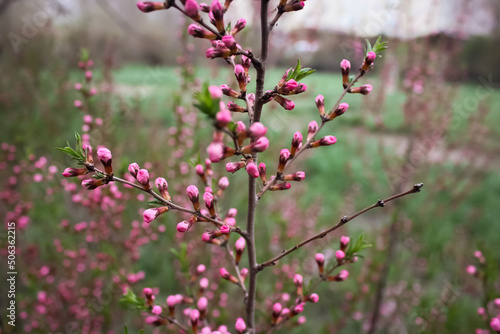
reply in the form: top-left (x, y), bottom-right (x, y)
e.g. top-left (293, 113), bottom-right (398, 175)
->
top-left (257, 183), bottom-right (423, 271)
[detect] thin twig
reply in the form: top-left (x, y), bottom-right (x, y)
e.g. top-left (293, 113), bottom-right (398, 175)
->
top-left (224, 242), bottom-right (248, 295)
top-left (257, 183), bottom-right (423, 271)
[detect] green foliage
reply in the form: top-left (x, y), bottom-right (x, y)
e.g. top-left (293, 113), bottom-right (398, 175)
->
top-left (147, 199), bottom-right (164, 207)
top-left (119, 288), bottom-right (147, 311)
top-left (187, 153), bottom-right (202, 168)
top-left (365, 36), bottom-right (388, 57)
top-left (170, 242), bottom-right (190, 278)
top-left (56, 132), bottom-right (86, 165)
top-left (286, 59), bottom-right (316, 82)
top-left (345, 234), bottom-right (372, 259)
top-left (193, 82), bottom-right (220, 119)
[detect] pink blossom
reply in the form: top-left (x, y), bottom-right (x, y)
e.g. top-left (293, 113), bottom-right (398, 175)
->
top-left (197, 296), bottom-right (208, 311)
top-left (203, 192), bottom-right (214, 207)
top-left (75, 83), bottom-right (82, 90)
top-left (202, 232), bottom-right (211, 242)
top-left (184, 0), bottom-right (199, 18)
top-left (235, 318), bottom-right (246, 332)
top-left (74, 100), bottom-right (83, 108)
top-left (222, 35), bottom-right (237, 50)
top-left (340, 59), bottom-right (351, 72)
top-left (166, 295), bottom-right (177, 307)
top-left (246, 162), bottom-right (259, 178)
top-left (128, 163), bottom-right (140, 177)
top-left (336, 250), bottom-right (346, 261)
top-left (97, 147), bottom-right (112, 164)
top-left (273, 303), bottom-right (282, 314)
top-left (216, 110), bottom-right (232, 126)
top-left (136, 169), bottom-right (150, 186)
top-left (187, 185), bottom-right (199, 202)
top-left (248, 122), bottom-right (267, 139)
top-left (341, 236), bottom-right (350, 247)
top-left (315, 253), bottom-right (325, 265)
top-left (220, 225), bottom-right (230, 234)
top-left (491, 317), bottom-right (500, 331)
top-left (366, 51), bottom-right (376, 63)
top-left (293, 274), bottom-right (303, 287)
top-left (309, 293), bottom-right (319, 303)
top-left (197, 264), bottom-right (206, 273)
top-left (200, 277), bottom-right (209, 289)
top-left (297, 315), bottom-right (306, 324)
top-left (89, 87), bottom-right (97, 95)
top-left (235, 237), bottom-right (246, 252)
top-left (218, 177), bottom-right (229, 190)
top-left (207, 142), bottom-right (224, 162)
top-left (143, 209), bottom-right (158, 223)
top-left (152, 305), bottom-right (162, 315)
top-left (219, 268), bottom-right (230, 279)
top-left (226, 162), bottom-right (244, 173)
top-left (177, 221), bottom-right (190, 233)
top-left (338, 270), bottom-right (349, 281)
top-left (466, 265), bottom-right (477, 275)
top-left (209, 85), bottom-right (223, 99)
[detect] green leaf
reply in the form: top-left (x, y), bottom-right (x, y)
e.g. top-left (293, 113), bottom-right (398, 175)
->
top-left (124, 325), bottom-right (129, 334)
top-left (56, 132), bottom-right (86, 165)
top-left (187, 153), bottom-right (201, 168)
top-left (193, 82), bottom-right (219, 119)
top-left (138, 330), bottom-right (145, 334)
top-left (227, 121), bottom-right (237, 133)
top-left (225, 22), bottom-right (232, 33)
top-left (295, 68), bottom-right (316, 81)
top-left (147, 200), bottom-right (164, 207)
top-left (345, 234), bottom-right (372, 258)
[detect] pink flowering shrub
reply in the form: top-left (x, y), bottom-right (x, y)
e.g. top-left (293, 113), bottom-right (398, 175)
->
top-left (56, 1), bottom-right (425, 333)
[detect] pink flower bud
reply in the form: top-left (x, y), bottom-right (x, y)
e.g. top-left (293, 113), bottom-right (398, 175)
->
top-left (222, 35), bottom-right (237, 51)
top-left (137, 169), bottom-right (150, 187)
top-left (269, 182), bottom-right (291, 191)
top-left (62, 167), bottom-right (87, 178)
top-left (466, 265), bottom-right (477, 275)
top-left (207, 142), bottom-right (224, 162)
top-left (85, 71), bottom-right (92, 80)
top-left (75, 83), bottom-right (82, 90)
top-left (216, 110), bottom-right (232, 127)
top-left (366, 51), bottom-right (376, 63)
top-left (220, 84), bottom-right (239, 98)
top-left (185, 0), bottom-right (200, 19)
top-left (177, 221), bottom-right (190, 232)
top-left (293, 83), bottom-right (307, 94)
top-left (97, 147), bottom-right (112, 164)
top-left (226, 161), bottom-right (245, 173)
top-left (143, 288), bottom-right (153, 297)
top-left (243, 136), bottom-right (269, 154)
top-left (336, 250), bottom-right (345, 261)
top-left (155, 177), bottom-right (170, 199)
top-left (152, 305), bottom-right (162, 315)
top-left (200, 277), bottom-right (209, 289)
top-left (279, 79), bottom-right (298, 95)
top-left (235, 237), bottom-right (246, 252)
top-left (219, 267), bottom-right (230, 279)
top-left (227, 101), bottom-right (246, 113)
top-left (137, 1), bottom-right (167, 13)
top-left (197, 296), bottom-right (208, 312)
top-left (196, 164), bottom-right (204, 176)
top-left (273, 303), bottom-right (282, 314)
top-left (234, 65), bottom-right (247, 91)
top-left (74, 100), bottom-right (83, 108)
top-left (293, 274), bottom-right (303, 287)
top-left (338, 270), bottom-right (349, 281)
top-left (143, 209), bottom-right (158, 224)
top-left (340, 59), bottom-right (351, 73)
top-left (312, 136), bottom-right (337, 148)
top-left (308, 293), bottom-right (319, 303)
top-left (197, 264), bottom-right (206, 274)
top-left (240, 268), bottom-right (248, 279)
top-left (284, 171), bottom-right (305, 181)
top-left (187, 185), bottom-right (200, 210)
top-left (315, 95), bottom-right (325, 116)
top-left (209, 85), bottom-right (223, 99)
top-left (81, 178), bottom-right (104, 190)
top-left (307, 121), bottom-right (318, 140)
top-left (220, 225), bottom-right (230, 234)
top-left (219, 176), bottom-right (229, 190)
top-left (166, 295), bottom-right (177, 308)
top-left (228, 208), bottom-right (237, 217)
top-left (315, 253), bottom-right (325, 265)
top-left (490, 318), bottom-right (500, 331)
top-left (248, 122), bottom-right (267, 139)
top-left (232, 18), bottom-right (246, 35)
top-left (89, 87), bottom-right (97, 95)
top-left (494, 298), bottom-right (500, 307)
top-left (340, 236), bottom-right (350, 248)
top-left (273, 95), bottom-right (295, 110)
top-left (209, 0), bottom-right (224, 32)
top-left (190, 308), bottom-right (200, 323)
top-left (203, 192), bottom-right (214, 208)
top-left (278, 149), bottom-right (291, 172)
top-left (246, 161), bottom-right (259, 178)
top-left (188, 24), bottom-right (215, 39)
top-left (235, 318), bottom-right (246, 333)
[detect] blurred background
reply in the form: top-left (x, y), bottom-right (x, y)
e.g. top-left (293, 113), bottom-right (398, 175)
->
top-left (1, 0), bottom-right (500, 333)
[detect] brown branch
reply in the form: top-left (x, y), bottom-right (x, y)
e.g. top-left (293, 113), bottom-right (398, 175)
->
top-left (224, 242), bottom-right (248, 295)
top-left (257, 183), bottom-right (423, 271)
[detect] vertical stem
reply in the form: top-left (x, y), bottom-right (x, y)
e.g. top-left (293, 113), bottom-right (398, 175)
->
top-left (246, 1), bottom-right (270, 332)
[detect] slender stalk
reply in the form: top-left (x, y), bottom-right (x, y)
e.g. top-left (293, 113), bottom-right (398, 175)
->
top-left (245, 1), bottom-right (270, 332)
top-left (257, 183), bottom-right (423, 271)
top-left (224, 243), bottom-right (248, 295)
